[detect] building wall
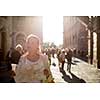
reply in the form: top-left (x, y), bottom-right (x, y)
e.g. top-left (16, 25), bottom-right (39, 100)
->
top-left (12, 16), bottom-right (43, 48)
top-left (92, 16), bottom-right (100, 68)
top-left (0, 16), bottom-right (43, 59)
top-left (0, 17), bottom-right (11, 59)
top-left (63, 16), bottom-right (88, 60)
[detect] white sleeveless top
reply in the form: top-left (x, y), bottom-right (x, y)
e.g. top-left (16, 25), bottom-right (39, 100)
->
top-left (15, 54), bottom-right (50, 83)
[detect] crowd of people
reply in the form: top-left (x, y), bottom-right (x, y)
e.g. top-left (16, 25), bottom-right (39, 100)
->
top-left (43, 47), bottom-right (73, 73)
top-left (0, 33), bottom-right (76, 83)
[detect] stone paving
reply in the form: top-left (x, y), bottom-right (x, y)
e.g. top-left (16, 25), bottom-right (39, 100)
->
top-left (50, 56), bottom-right (100, 83)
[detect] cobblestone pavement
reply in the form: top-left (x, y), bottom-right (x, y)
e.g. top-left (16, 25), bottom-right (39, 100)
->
top-left (50, 56), bottom-right (100, 83)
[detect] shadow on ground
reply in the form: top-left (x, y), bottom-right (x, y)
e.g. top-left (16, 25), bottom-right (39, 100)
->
top-left (60, 69), bottom-right (86, 83)
top-left (71, 62), bottom-right (78, 65)
top-left (73, 60), bottom-right (80, 63)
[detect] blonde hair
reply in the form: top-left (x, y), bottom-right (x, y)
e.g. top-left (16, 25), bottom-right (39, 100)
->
top-left (26, 34), bottom-right (40, 44)
top-left (26, 34), bottom-right (41, 53)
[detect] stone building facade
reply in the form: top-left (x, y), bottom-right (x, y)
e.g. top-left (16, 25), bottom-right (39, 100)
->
top-left (89, 16), bottom-right (100, 68)
top-left (63, 16), bottom-right (100, 69)
top-left (0, 16), bottom-right (43, 60)
top-left (63, 16), bottom-right (88, 61)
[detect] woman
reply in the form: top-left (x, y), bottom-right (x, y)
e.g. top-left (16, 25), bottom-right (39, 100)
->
top-left (15, 34), bottom-right (54, 83)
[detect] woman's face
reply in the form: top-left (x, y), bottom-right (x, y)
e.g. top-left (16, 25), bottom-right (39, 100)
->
top-left (26, 37), bottom-right (39, 54)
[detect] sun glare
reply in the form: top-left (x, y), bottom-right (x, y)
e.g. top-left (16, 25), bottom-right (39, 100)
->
top-left (43, 16), bottom-right (63, 46)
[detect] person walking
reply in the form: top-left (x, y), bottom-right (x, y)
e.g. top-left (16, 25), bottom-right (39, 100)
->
top-left (59, 49), bottom-right (65, 71)
top-left (65, 48), bottom-right (72, 73)
top-left (15, 34), bottom-right (54, 83)
top-left (6, 44), bottom-right (23, 64)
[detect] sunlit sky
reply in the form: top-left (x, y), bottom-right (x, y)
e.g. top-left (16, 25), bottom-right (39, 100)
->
top-left (43, 16), bottom-right (63, 46)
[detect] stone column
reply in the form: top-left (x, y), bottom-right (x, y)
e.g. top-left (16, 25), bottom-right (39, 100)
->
top-left (90, 31), bottom-right (93, 64)
top-left (11, 32), bottom-right (16, 48)
top-left (88, 17), bottom-right (93, 64)
top-left (88, 30), bottom-right (92, 64)
top-left (94, 16), bottom-right (100, 69)
top-left (1, 31), bottom-right (6, 60)
top-left (97, 32), bottom-right (100, 69)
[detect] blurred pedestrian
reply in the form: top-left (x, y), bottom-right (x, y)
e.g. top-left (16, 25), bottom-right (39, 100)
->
top-left (65, 48), bottom-right (72, 73)
top-left (57, 49), bottom-right (61, 66)
top-left (51, 47), bottom-right (55, 58)
top-left (6, 44), bottom-right (23, 64)
top-left (46, 48), bottom-right (51, 65)
top-left (59, 49), bottom-right (65, 70)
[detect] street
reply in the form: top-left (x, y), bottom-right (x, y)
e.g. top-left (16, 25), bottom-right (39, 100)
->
top-left (50, 56), bottom-right (100, 83)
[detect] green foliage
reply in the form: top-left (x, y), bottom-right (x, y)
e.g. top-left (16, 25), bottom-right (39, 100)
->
top-left (43, 42), bottom-right (57, 49)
